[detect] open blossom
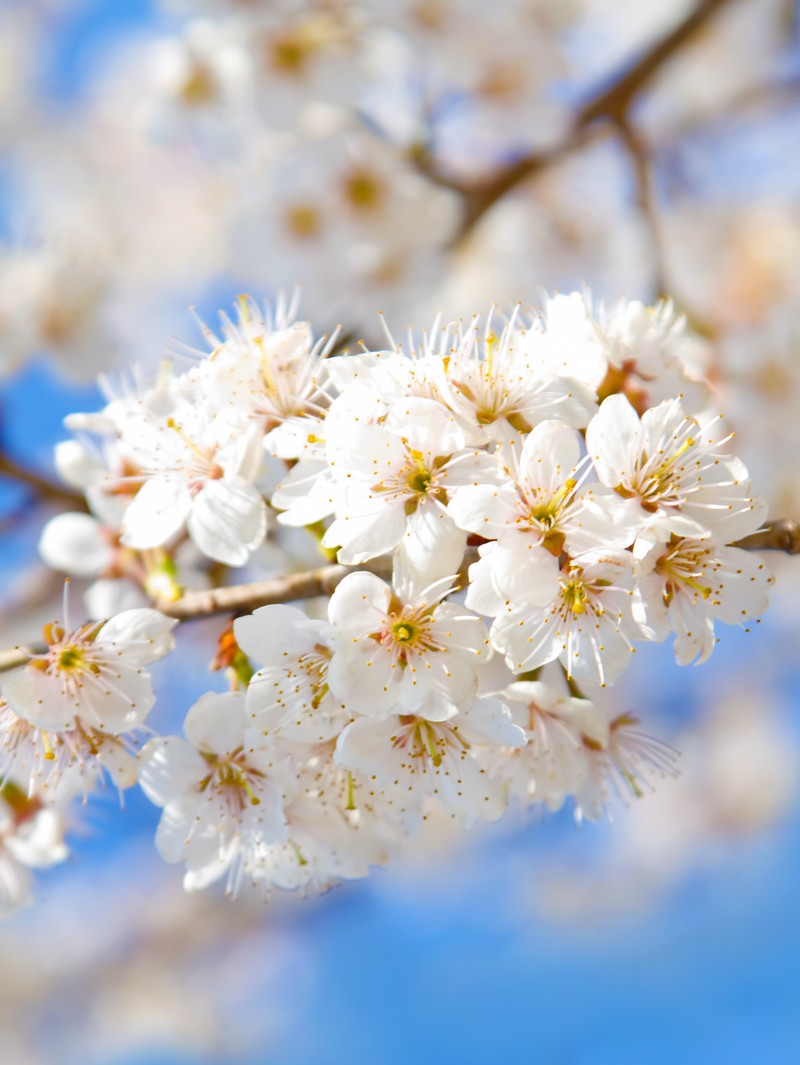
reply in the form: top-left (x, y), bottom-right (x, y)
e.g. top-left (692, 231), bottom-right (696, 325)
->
top-left (448, 418), bottom-right (637, 574)
top-left (426, 310), bottom-right (596, 444)
top-left (335, 696), bottom-right (526, 825)
top-left (634, 533), bottom-right (773, 665)
top-left (244, 753), bottom-right (405, 894)
top-left (139, 691), bottom-right (292, 892)
top-left (189, 295), bottom-right (336, 452)
top-left (3, 608), bottom-right (176, 734)
top-left (492, 680), bottom-right (608, 811)
top-left (0, 703), bottom-right (140, 799)
top-left (119, 398), bottom-right (268, 565)
top-left (575, 712), bottom-right (680, 824)
top-left (586, 394), bottom-right (767, 543)
top-left (485, 550), bottom-right (640, 686)
top-left (234, 604), bottom-right (347, 744)
top-left (321, 396), bottom-right (499, 578)
top-left (326, 570), bottom-right (493, 720)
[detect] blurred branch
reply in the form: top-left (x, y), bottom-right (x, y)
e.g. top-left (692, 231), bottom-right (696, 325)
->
top-left (437, 0), bottom-right (735, 239)
top-left (0, 452), bottom-right (88, 512)
top-left (736, 519), bottom-right (800, 556)
top-left (616, 119), bottom-right (667, 298)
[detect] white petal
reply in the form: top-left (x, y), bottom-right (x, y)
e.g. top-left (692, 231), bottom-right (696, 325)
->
top-left (38, 513), bottom-right (114, 577)
top-left (97, 608), bottom-right (177, 663)
top-left (121, 478), bottom-right (192, 550)
top-left (188, 477), bottom-right (267, 565)
top-left (139, 736), bottom-right (206, 806)
top-left (183, 691), bottom-right (247, 754)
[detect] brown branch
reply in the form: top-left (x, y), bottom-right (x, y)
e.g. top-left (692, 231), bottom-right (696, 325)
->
top-left (0, 453), bottom-right (88, 512)
top-left (575, 0), bottom-right (734, 128)
top-left (156, 556), bottom-right (394, 621)
top-left (450, 0), bottom-right (736, 238)
top-left (735, 519), bottom-right (800, 555)
top-left (616, 119), bottom-right (668, 298)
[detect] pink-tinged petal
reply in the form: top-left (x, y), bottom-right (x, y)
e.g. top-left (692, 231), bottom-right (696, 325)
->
top-left (183, 691), bottom-right (247, 754)
top-left (121, 477), bottom-right (192, 550)
top-left (189, 477), bottom-right (267, 565)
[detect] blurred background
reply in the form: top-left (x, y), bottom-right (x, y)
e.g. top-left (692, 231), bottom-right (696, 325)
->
top-left (1, 0), bottom-right (800, 1061)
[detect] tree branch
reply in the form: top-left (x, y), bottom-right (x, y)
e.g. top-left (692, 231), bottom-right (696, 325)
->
top-left (735, 519), bottom-right (800, 555)
top-left (0, 453), bottom-right (88, 512)
top-left (450, 0), bottom-right (736, 238)
top-left (156, 557), bottom-right (394, 621)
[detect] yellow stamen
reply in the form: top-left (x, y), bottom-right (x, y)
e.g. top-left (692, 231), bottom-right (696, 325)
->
top-left (42, 731), bottom-right (56, 762)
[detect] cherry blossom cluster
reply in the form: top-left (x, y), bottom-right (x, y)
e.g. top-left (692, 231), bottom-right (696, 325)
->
top-left (0, 290), bottom-right (773, 908)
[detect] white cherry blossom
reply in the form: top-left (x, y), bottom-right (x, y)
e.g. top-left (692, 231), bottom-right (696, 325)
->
top-left (139, 691), bottom-right (292, 893)
top-left (234, 604), bottom-right (347, 744)
top-left (327, 570), bottom-right (492, 720)
top-left (335, 696), bottom-right (526, 825)
top-left (321, 396), bottom-right (499, 577)
top-left (634, 534), bottom-right (773, 665)
top-left (487, 551), bottom-right (640, 686)
top-left (119, 399), bottom-right (268, 565)
top-left (3, 608), bottom-right (176, 734)
top-left (586, 394), bottom-right (767, 543)
top-left (493, 680), bottom-right (608, 811)
top-left (575, 712), bottom-right (679, 824)
top-left (189, 295), bottom-right (336, 448)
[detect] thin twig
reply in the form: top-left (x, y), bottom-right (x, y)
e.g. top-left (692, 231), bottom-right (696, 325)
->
top-left (735, 519), bottom-right (800, 555)
top-left (156, 557), bottom-right (394, 621)
top-left (448, 0), bottom-right (736, 239)
top-left (616, 118), bottom-right (668, 298)
top-left (0, 453), bottom-right (88, 512)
